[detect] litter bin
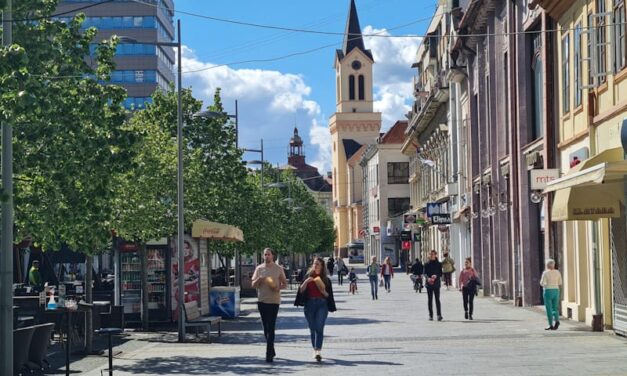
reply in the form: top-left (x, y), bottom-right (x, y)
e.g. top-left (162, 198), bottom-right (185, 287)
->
top-left (209, 287), bottom-right (240, 318)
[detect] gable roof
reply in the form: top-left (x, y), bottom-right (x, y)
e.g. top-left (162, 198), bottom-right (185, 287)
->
top-left (342, 139), bottom-right (363, 160)
top-left (380, 121), bottom-right (409, 144)
top-left (347, 145), bottom-right (367, 167)
top-left (336, 0), bottom-right (374, 62)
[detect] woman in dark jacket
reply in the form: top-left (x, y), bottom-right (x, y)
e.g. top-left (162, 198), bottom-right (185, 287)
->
top-left (295, 256), bottom-right (336, 362)
top-left (424, 250), bottom-right (443, 321)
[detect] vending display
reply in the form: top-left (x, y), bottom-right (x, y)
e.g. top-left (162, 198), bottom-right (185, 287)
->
top-left (120, 250), bottom-right (142, 320)
top-left (146, 247), bottom-right (169, 321)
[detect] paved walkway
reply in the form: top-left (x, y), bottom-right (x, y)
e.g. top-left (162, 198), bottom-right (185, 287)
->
top-left (79, 268), bottom-right (627, 376)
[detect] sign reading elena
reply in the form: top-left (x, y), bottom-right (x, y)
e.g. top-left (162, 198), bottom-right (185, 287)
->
top-left (530, 169), bottom-right (560, 190)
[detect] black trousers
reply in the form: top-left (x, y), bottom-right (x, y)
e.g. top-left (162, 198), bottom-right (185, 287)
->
top-left (337, 271), bottom-right (344, 285)
top-left (427, 286), bottom-right (442, 317)
top-left (258, 302), bottom-right (279, 357)
top-left (462, 287), bottom-right (475, 315)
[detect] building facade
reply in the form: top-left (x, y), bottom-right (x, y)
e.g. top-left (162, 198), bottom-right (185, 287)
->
top-left (533, 0), bottom-right (627, 334)
top-left (361, 121), bottom-right (411, 267)
top-left (283, 128), bottom-right (333, 217)
top-left (58, 0), bottom-right (175, 109)
top-left (330, 0), bottom-right (381, 257)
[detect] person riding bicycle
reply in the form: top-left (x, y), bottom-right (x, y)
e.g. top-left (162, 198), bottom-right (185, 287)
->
top-left (348, 267), bottom-right (358, 294)
top-left (410, 258), bottom-right (424, 286)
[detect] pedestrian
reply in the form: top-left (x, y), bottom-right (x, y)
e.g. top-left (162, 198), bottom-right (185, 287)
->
top-left (410, 258), bottom-right (424, 291)
top-left (540, 259), bottom-right (563, 330)
top-left (327, 256), bottom-right (335, 277)
top-left (251, 248), bottom-right (288, 363)
top-left (28, 260), bottom-right (42, 292)
top-left (458, 257), bottom-right (480, 320)
top-left (367, 256), bottom-right (380, 300)
top-left (380, 256), bottom-right (394, 293)
top-left (348, 267), bottom-right (358, 294)
top-left (294, 256), bottom-right (336, 362)
top-left (336, 257), bottom-right (346, 285)
top-left (424, 250), bottom-right (443, 321)
top-left (441, 250), bottom-right (455, 290)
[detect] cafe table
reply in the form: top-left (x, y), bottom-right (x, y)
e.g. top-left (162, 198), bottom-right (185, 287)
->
top-left (45, 306), bottom-right (78, 376)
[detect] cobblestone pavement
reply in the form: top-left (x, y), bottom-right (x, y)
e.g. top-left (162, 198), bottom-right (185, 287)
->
top-left (75, 268), bottom-right (627, 376)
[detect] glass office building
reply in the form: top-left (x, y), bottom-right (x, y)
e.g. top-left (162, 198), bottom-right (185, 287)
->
top-left (58, 0), bottom-right (176, 109)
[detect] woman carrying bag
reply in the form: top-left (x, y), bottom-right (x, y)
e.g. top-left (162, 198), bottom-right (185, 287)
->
top-left (294, 257), bottom-right (337, 362)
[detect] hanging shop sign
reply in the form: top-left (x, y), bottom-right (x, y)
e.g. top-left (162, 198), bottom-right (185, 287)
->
top-left (400, 230), bottom-right (412, 241)
top-left (427, 202), bottom-right (451, 224)
top-left (530, 169), bottom-right (560, 190)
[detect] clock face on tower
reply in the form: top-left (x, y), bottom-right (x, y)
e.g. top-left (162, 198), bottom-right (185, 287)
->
top-left (351, 60), bottom-right (362, 71)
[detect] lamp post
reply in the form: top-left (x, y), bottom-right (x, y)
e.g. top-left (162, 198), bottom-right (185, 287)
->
top-left (1, 2), bottom-right (13, 373)
top-left (244, 139), bottom-right (265, 187)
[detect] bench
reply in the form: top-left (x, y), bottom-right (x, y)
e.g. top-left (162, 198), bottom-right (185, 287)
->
top-left (182, 302), bottom-right (222, 342)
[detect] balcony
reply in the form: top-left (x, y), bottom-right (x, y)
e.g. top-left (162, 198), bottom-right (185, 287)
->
top-left (409, 71), bottom-right (449, 132)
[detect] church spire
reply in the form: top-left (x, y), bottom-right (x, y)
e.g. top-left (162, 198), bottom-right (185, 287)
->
top-left (340, 0), bottom-right (373, 61)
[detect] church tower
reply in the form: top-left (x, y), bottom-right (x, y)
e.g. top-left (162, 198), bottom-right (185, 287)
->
top-left (330, 0), bottom-right (381, 256)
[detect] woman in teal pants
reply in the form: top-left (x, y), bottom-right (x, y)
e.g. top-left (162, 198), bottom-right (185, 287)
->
top-left (540, 259), bottom-right (563, 330)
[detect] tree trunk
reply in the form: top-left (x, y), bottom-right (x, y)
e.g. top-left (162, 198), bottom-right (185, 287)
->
top-left (85, 255), bottom-right (93, 353)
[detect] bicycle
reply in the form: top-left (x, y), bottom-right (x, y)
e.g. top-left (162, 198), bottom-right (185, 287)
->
top-left (349, 279), bottom-right (358, 294)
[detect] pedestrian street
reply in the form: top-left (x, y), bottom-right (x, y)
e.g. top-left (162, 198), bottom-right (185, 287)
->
top-left (80, 268), bottom-right (627, 376)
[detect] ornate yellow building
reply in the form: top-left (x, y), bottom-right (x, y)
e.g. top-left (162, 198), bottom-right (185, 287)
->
top-left (330, 0), bottom-right (381, 256)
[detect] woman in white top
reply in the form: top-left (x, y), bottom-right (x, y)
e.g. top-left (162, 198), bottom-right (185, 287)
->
top-left (540, 259), bottom-right (563, 330)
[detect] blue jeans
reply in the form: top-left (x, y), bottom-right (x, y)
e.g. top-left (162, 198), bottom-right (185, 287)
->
top-left (369, 275), bottom-right (378, 299)
top-left (383, 274), bottom-right (391, 291)
top-left (304, 298), bottom-right (329, 350)
top-left (543, 288), bottom-right (560, 326)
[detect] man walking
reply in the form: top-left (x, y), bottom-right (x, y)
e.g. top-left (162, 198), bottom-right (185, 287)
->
top-left (252, 248), bottom-right (288, 362)
top-left (424, 250), bottom-right (443, 321)
top-left (336, 257), bottom-right (346, 285)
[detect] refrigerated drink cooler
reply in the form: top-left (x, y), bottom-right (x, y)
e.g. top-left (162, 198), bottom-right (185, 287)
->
top-left (117, 239), bottom-right (172, 326)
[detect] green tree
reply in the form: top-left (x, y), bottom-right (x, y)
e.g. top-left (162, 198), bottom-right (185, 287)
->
top-left (2, 1), bottom-right (134, 350)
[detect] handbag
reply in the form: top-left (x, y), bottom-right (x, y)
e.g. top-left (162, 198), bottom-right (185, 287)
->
top-left (379, 279), bottom-right (384, 287)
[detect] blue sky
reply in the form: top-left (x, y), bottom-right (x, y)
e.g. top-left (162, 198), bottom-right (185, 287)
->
top-left (175, 0), bottom-right (436, 173)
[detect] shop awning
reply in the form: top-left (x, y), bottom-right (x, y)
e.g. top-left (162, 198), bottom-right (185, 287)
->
top-left (191, 220), bottom-right (244, 242)
top-left (544, 148), bottom-right (627, 221)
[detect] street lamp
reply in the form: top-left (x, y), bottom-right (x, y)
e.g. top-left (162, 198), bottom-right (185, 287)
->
top-left (244, 139), bottom-right (264, 187)
top-left (194, 103), bottom-right (238, 147)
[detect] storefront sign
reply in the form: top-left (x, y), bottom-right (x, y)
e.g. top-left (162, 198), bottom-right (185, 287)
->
top-left (413, 233), bottom-right (421, 242)
top-left (400, 230), bottom-right (412, 241)
top-left (431, 214), bottom-right (451, 225)
top-left (373, 226), bottom-right (380, 233)
top-left (426, 202), bottom-right (446, 218)
top-left (530, 169), bottom-right (560, 190)
top-left (573, 207), bottom-right (616, 216)
top-left (403, 213), bottom-right (417, 224)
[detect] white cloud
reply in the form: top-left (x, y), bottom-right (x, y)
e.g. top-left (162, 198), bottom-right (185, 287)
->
top-left (179, 26), bottom-right (419, 173)
top-left (309, 119), bottom-right (332, 174)
top-left (181, 46), bottom-right (328, 170)
top-left (363, 26), bottom-right (420, 129)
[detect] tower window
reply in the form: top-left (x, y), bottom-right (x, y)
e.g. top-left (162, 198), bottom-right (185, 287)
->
top-left (349, 75), bottom-right (356, 100)
top-left (358, 75), bottom-right (365, 100)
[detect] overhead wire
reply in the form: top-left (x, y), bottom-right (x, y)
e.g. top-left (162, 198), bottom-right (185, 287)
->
top-left (6, 0), bottom-right (115, 22)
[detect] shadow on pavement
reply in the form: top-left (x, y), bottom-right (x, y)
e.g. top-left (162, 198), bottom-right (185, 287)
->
top-left (116, 355), bottom-right (402, 374)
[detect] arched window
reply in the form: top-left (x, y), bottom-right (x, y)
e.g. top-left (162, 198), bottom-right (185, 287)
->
top-left (358, 75), bottom-right (365, 100)
top-left (349, 75), bottom-right (356, 100)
